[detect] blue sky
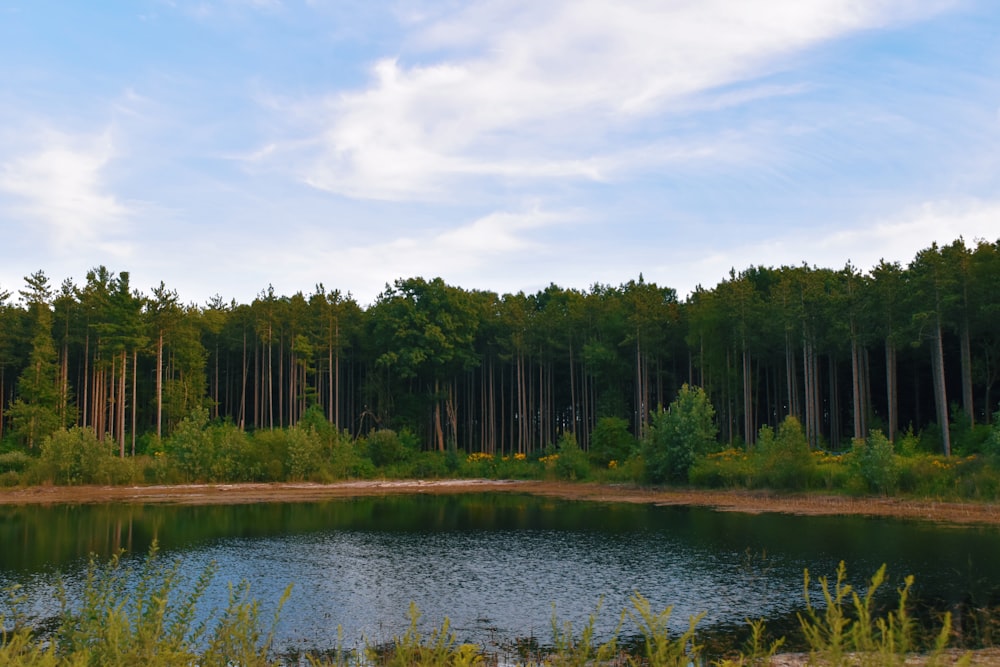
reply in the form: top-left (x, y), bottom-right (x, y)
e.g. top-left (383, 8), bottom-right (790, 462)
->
top-left (1, 1), bottom-right (998, 307)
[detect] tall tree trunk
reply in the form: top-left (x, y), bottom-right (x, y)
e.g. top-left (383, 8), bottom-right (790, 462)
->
top-left (131, 349), bottom-right (138, 456)
top-left (742, 346), bottom-right (753, 446)
top-left (960, 321), bottom-right (973, 425)
top-left (851, 330), bottom-right (864, 441)
top-left (931, 319), bottom-right (952, 456)
top-left (119, 349), bottom-right (127, 457)
top-left (786, 332), bottom-right (799, 420)
top-left (156, 330), bottom-right (164, 439)
top-left (885, 339), bottom-right (898, 443)
top-left (434, 379), bottom-right (445, 452)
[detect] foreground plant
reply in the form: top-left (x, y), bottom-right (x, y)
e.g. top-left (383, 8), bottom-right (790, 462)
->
top-left (798, 561), bottom-right (964, 667)
top-left (2, 542), bottom-right (289, 667)
top-left (0, 556), bottom-right (977, 667)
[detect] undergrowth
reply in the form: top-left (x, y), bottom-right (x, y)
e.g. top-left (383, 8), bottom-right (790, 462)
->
top-left (0, 549), bottom-right (976, 666)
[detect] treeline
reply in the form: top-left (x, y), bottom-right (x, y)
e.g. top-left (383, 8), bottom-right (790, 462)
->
top-left (0, 238), bottom-right (998, 457)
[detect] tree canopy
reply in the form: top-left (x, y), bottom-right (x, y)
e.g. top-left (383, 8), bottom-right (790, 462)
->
top-left (1, 238), bottom-right (998, 457)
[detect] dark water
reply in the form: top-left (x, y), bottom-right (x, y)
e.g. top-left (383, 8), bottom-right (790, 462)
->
top-left (2, 494), bottom-right (1000, 654)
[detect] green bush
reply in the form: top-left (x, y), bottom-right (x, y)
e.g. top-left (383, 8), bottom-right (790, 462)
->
top-left (753, 417), bottom-right (814, 490)
top-left (38, 427), bottom-right (116, 485)
top-left (643, 384), bottom-right (718, 484)
top-left (852, 430), bottom-right (899, 495)
top-left (163, 408), bottom-right (214, 481)
top-left (689, 449), bottom-right (754, 488)
top-left (0, 450), bottom-right (33, 474)
top-left (554, 433), bottom-right (590, 481)
top-left (248, 429), bottom-right (291, 481)
top-left (363, 429), bottom-right (414, 469)
top-left (285, 426), bottom-right (325, 480)
top-left (588, 417), bottom-right (636, 467)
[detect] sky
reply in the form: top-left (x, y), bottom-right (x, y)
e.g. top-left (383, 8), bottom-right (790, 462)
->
top-left (1, 1), bottom-right (998, 308)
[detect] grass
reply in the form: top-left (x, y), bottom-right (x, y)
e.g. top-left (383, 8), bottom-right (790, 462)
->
top-left (0, 546), bottom-right (982, 667)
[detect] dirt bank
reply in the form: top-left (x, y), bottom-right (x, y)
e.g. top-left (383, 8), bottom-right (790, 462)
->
top-left (2, 480), bottom-right (1000, 525)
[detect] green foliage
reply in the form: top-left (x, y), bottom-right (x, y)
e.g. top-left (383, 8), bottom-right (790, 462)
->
top-left (549, 601), bottom-right (620, 667)
top-left (362, 429), bottom-right (413, 469)
top-left (162, 408), bottom-right (213, 481)
top-left (0, 552), bottom-right (976, 667)
top-left (365, 602), bottom-right (483, 667)
top-left (754, 417), bottom-right (814, 490)
top-left (328, 436), bottom-right (376, 479)
top-left (643, 384), bottom-right (717, 484)
top-left (982, 411), bottom-right (1000, 462)
top-left (554, 433), bottom-right (591, 481)
top-left (798, 562), bottom-right (956, 666)
top-left (688, 449), bottom-right (753, 488)
top-left (0, 450), bottom-right (33, 474)
top-left (852, 430), bottom-right (900, 495)
top-left (41, 543), bottom-right (289, 667)
top-left (588, 417), bottom-right (636, 468)
top-left (37, 427), bottom-right (118, 485)
top-left (284, 426), bottom-right (325, 481)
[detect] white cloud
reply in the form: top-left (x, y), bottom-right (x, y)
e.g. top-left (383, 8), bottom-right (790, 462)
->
top-left (0, 128), bottom-right (130, 255)
top-left (262, 207), bottom-right (568, 304)
top-left (662, 197), bottom-right (1000, 296)
top-left (290, 0), bottom-right (953, 201)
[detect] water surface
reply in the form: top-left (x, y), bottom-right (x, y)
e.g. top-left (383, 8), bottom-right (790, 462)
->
top-left (2, 494), bottom-right (999, 653)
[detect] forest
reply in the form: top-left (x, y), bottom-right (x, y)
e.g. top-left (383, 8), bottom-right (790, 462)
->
top-left (0, 237), bottom-right (998, 477)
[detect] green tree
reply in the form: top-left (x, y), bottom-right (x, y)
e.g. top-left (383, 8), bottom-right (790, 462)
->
top-left (644, 384), bottom-right (717, 483)
top-left (589, 416), bottom-right (636, 467)
top-left (908, 244), bottom-right (955, 456)
top-left (8, 271), bottom-right (65, 448)
top-left (370, 278), bottom-right (479, 451)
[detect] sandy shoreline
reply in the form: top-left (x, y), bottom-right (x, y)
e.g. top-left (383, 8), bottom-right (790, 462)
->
top-left (2, 479), bottom-right (1000, 525)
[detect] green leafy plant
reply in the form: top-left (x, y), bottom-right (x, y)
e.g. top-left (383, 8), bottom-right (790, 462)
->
top-left (644, 384), bottom-right (717, 484)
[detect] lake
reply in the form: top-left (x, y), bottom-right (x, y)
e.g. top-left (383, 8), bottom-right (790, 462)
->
top-left (2, 493), bottom-right (1000, 657)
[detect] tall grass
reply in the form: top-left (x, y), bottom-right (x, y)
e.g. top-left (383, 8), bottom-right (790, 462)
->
top-left (0, 550), bottom-right (977, 666)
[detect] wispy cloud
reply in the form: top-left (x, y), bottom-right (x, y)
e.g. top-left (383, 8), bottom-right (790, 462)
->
top-left (664, 197), bottom-right (1000, 296)
top-left (260, 206), bottom-right (569, 303)
top-left (280, 0), bottom-right (953, 201)
top-left (0, 128), bottom-right (130, 255)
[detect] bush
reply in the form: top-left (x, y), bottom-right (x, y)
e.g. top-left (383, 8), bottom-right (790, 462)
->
top-left (285, 426), bottom-right (325, 480)
top-left (554, 433), bottom-right (590, 481)
top-left (643, 384), bottom-right (717, 484)
top-left (689, 449), bottom-right (754, 488)
top-left (38, 427), bottom-right (116, 485)
top-left (852, 429), bottom-right (900, 495)
top-left (588, 417), bottom-right (636, 467)
top-left (163, 408), bottom-right (213, 481)
top-left (753, 417), bottom-right (814, 490)
top-left (363, 429), bottom-right (412, 468)
top-left (0, 450), bottom-right (33, 474)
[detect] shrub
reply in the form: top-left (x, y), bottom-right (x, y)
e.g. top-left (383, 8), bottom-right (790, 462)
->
top-left (285, 426), bottom-right (325, 481)
top-left (0, 450), bottom-right (33, 475)
top-left (853, 429), bottom-right (899, 495)
top-left (363, 429), bottom-right (411, 469)
top-left (643, 384), bottom-right (717, 484)
top-left (163, 408), bottom-right (213, 481)
top-left (38, 427), bottom-right (116, 485)
top-left (754, 417), bottom-right (814, 490)
top-left (588, 417), bottom-right (636, 467)
top-left (554, 432), bottom-right (590, 481)
top-left (689, 449), bottom-right (754, 488)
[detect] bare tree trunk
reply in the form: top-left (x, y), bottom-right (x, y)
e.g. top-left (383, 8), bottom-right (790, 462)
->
top-left (885, 339), bottom-right (898, 442)
top-left (119, 349), bottom-right (127, 457)
top-left (961, 322), bottom-right (973, 425)
top-left (131, 349), bottom-right (138, 456)
top-left (742, 346), bottom-right (753, 446)
top-left (851, 331), bottom-right (863, 441)
top-left (156, 330), bottom-right (163, 439)
top-left (239, 329), bottom-right (247, 430)
top-left (931, 319), bottom-right (952, 456)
